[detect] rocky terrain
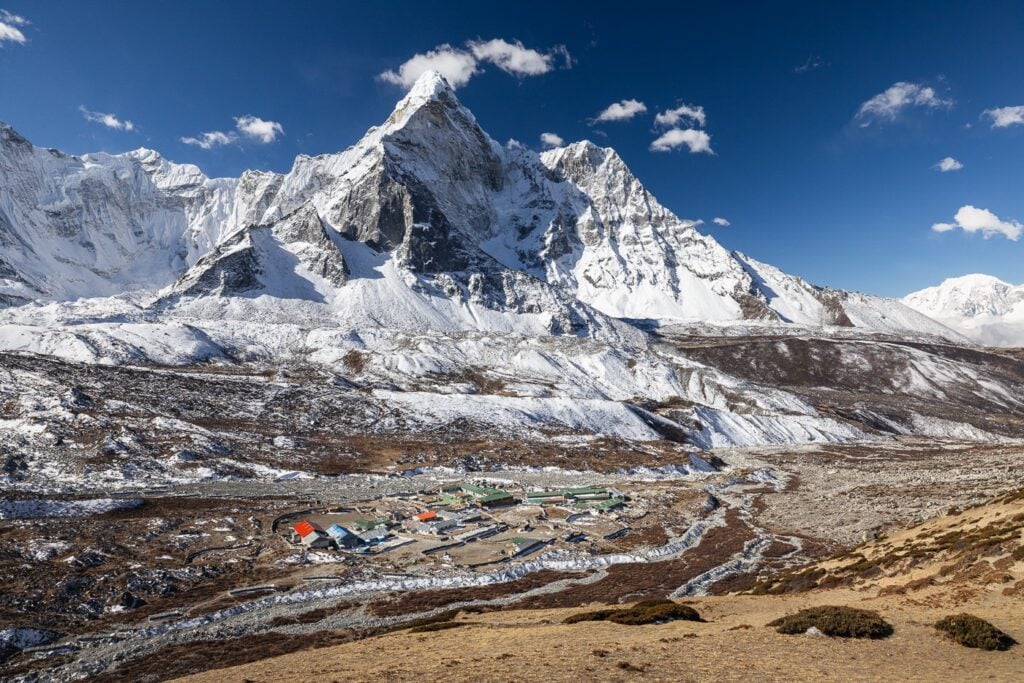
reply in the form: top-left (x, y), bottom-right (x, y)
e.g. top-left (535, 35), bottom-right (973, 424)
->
top-left (1, 70), bottom-right (1022, 682)
top-left (169, 490), bottom-right (1024, 682)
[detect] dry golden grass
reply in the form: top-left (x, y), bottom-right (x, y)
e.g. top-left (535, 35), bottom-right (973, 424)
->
top-left (175, 584), bottom-right (1023, 683)
top-left (175, 494), bottom-right (1024, 683)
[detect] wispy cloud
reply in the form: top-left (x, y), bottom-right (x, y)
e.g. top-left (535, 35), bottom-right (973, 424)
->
top-left (712, 217), bottom-right (730, 227)
top-left (79, 106), bottom-right (135, 132)
top-left (932, 205), bottom-right (1022, 241)
top-left (180, 131), bottom-right (235, 149)
top-left (982, 105), bottom-right (1024, 128)
top-left (933, 157), bottom-right (963, 172)
top-left (650, 128), bottom-right (714, 154)
top-left (794, 56), bottom-right (825, 74)
top-left (654, 103), bottom-right (706, 128)
top-left (379, 38), bottom-right (570, 90)
top-left (855, 81), bottom-right (953, 127)
top-left (540, 132), bottom-right (564, 148)
top-left (593, 99), bottom-right (647, 123)
top-left (0, 8), bottom-right (29, 46)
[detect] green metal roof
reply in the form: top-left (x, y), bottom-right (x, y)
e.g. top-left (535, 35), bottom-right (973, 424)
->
top-left (479, 491), bottom-right (513, 503)
top-left (457, 482), bottom-right (504, 497)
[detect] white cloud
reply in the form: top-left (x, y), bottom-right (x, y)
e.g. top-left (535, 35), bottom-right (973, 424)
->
top-left (180, 115), bottom-right (284, 150)
top-left (932, 205), bottom-right (1022, 241)
top-left (650, 128), bottom-right (714, 154)
top-left (855, 82), bottom-right (953, 126)
top-left (78, 106), bottom-right (135, 132)
top-left (933, 157), bottom-right (963, 172)
top-left (469, 38), bottom-right (555, 77)
top-left (982, 105), bottom-right (1024, 128)
top-left (378, 38), bottom-right (567, 90)
top-left (540, 132), bottom-right (564, 148)
top-left (712, 217), bottom-right (730, 227)
top-left (655, 103), bottom-right (706, 128)
top-left (379, 44), bottom-right (479, 90)
top-left (594, 99), bottom-right (647, 123)
top-left (234, 115), bottom-right (284, 143)
top-left (0, 9), bottom-right (28, 45)
top-left (180, 131), bottom-right (236, 149)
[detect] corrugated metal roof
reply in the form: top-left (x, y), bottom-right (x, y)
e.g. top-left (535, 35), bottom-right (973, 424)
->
top-left (416, 511), bottom-right (438, 521)
top-left (293, 520), bottom-right (319, 538)
top-left (326, 523), bottom-right (353, 538)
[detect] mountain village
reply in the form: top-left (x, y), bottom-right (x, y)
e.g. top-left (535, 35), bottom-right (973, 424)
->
top-left (284, 481), bottom-right (630, 568)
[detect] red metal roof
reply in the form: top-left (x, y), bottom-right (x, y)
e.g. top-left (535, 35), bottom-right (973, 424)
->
top-left (293, 520), bottom-right (320, 537)
top-left (416, 511), bottom-right (438, 522)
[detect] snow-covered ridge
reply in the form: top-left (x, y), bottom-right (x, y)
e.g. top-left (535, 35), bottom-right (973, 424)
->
top-left (1, 71), bottom-right (955, 343)
top-left (904, 274), bottom-right (1024, 347)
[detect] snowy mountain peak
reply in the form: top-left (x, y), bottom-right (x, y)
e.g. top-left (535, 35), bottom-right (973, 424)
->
top-left (903, 274), bottom-right (1024, 346)
top-left (904, 274), bottom-right (1021, 317)
top-left (404, 69), bottom-right (454, 102)
top-left (0, 93), bottom-right (961, 344)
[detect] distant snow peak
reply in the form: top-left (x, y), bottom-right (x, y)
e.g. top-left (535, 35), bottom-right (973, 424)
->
top-left (904, 274), bottom-right (1024, 347)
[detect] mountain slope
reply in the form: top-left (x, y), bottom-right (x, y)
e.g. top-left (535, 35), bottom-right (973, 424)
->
top-left (904, 274), bottom-right (1024, 347)
top-left (1, 71), bottom-right (955, 343)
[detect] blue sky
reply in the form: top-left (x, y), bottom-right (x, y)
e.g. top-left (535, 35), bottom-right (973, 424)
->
top-left (1, 1), bottom-right (1022, 296)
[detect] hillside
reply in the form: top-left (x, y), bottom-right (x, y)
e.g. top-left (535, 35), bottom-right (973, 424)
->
top-left (175, 491), bottom-right (1024, 682)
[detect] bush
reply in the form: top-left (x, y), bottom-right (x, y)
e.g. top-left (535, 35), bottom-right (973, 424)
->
top-left (934, 614), bottom-right (1016, 651)
top-left (563, 608), bottom-right (621, 624)
top-left (609, 603), bottom-right (701, 625)
top-left (768, 606), bottom-right (893, 639)
top-left (563, 599), bottom-right (702, 626)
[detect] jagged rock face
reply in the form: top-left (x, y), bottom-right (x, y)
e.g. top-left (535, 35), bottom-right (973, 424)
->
top-left (0, 124), bottom-right (190, 300)
top-left (0, 72), bottom-right (959, 341)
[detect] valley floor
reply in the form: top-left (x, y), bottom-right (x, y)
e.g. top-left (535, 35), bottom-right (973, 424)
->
top-left (178, 491), bottom-right (1024, 682)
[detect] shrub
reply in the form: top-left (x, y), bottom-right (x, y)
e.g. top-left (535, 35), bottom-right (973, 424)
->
top-left (563, 609), bottom-right (621, 624)
top-left (608, 603), bottom-right (701, 625)
top-left (563, 599), bottom-right (702, 626)
top-left (934, 614), bottom-right (1016, 651)
top-left (768, 606), bottom-right (893, 639)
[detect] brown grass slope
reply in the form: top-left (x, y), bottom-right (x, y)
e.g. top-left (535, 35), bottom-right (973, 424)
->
top-left (177, 492), bottom-right (1024, 683)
